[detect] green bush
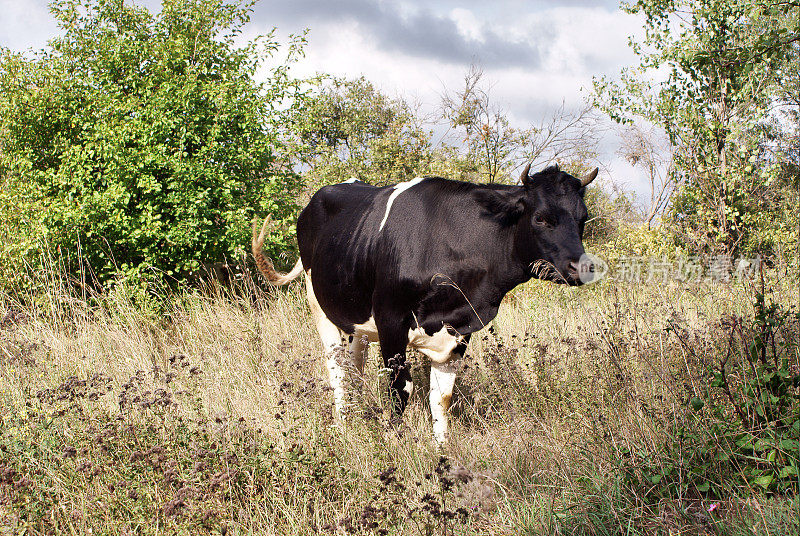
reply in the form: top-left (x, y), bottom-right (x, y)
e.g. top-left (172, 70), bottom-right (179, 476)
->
top-left (580, 182), bottom-right (682, 263)
top-left (616, 288), bottom-right (799, 500)
top-left (699, 292), bottom-right (800, 494)
top-left (595, 222), bottom-right (682, 265)
top-left (293, 76), bottom-right (444, 190)
top-left (0, 0), bottom-right (306, 289)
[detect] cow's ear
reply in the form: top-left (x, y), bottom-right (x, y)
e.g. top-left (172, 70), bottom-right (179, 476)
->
top-left (474, 189), bottom-right (526, 225)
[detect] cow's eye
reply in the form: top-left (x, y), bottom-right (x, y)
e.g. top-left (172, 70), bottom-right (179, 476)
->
top-left (534, 214), bottom-right (551, 227)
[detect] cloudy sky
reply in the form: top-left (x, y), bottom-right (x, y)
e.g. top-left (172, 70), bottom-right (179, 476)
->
top-left (0, 0), bottom-right (650, 197)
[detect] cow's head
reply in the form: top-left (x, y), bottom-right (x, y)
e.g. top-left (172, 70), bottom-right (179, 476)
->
top-left (519, 164), bottom-right (597, 285)
top-left (477, 164), bottom-right (598, 285)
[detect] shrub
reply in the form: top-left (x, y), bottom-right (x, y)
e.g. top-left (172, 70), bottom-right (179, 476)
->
top-left (616, 284), bottom-right (799, 501)
top-left (0, 0), bottom-right (306, 289)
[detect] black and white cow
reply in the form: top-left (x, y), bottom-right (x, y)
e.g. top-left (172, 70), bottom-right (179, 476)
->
top-left (253, 164), bottom-right (598, 443)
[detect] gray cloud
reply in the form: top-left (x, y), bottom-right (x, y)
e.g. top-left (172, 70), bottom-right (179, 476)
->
top-left (254, 0), bottom-right (542, 68)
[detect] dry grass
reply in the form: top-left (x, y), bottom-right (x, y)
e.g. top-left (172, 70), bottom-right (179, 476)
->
top-left (0, 268), bottom-right (797, 535)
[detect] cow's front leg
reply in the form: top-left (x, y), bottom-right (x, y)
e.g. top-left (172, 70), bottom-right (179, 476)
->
top-left (428, 335), bottom-right (469, 445)
top-left (376, 325), bottom-right (413, 420)
top-left (342, 333), bottom-right (369, 400)
top-left (347, 333), bottom-right (368, 375)
top-left (429, 360), bottom-right (457, 444)
top-left (387, 350), bottom-right (413, 420)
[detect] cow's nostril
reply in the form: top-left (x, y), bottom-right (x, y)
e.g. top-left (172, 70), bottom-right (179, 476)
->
top-left (569, 259), bottom-right (596, 283)
top-left (568, 261), bottom-right (580, 275)
top-left (568, 259), bottom-right (594, 282)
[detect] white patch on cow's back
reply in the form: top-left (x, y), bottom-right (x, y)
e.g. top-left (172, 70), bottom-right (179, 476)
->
top-left (407, 324), bottom-right (462, 364)
top-left (343, 177), bottom-right (359, 183)
top-left (378, 177), bottom-right (426, 231)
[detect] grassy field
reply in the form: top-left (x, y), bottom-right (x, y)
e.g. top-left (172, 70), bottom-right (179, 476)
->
top-left (0, 266), bottom-right (798, 535)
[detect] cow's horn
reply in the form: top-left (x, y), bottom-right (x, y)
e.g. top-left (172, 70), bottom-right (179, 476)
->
top-left (520, 163), bottom-right (532, 186)
top-left (580, 168), bottom-right (599, 187)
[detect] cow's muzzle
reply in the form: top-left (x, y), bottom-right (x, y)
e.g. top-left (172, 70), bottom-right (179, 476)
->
top-left (565, 254), bottom-right (603, 285)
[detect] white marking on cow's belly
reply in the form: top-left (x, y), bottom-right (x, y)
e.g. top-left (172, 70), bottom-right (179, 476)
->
top-left (378, 177), bottom-right (426, 231)
top-left (408, 324), bottom-right (461, 364)
top-left (353, 316), bottom-right (380, 343)
top-left (353, 315), bottom-right (461, 363)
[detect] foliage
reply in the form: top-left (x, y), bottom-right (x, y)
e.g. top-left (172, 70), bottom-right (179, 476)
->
top-left (442, 66), bottom-right (601, 184)
top-left (773, 41), bottom-right (800, 184)
top-left (595, 222), bottom-right (681, 266)
top-left (699, 291), bottom-right (799, 494)
top-left (0, 359), bottom-right (358, 533)
top-left (576, 181), bottom-right (681, 265)
top-left (440, 66), bottom-right (518, 184)
top-left (594, 0), bottom-right (800, 255)
top-left (2, 259), bottom-right (799, 534)
top-left (293, 76), bottom-right (446, 189)
top-left (617, 286), bottom-right (799, 501)
top-left (0, 0), bottom-right (306, 288)
top-left (582, 184), bottom-right (638, 244)
top-left (617, 124), bottom-right (675, 226)
top-left (0, 357), bottom-right (480, 535)
top-left (295, 69), bottom-right (603, 192)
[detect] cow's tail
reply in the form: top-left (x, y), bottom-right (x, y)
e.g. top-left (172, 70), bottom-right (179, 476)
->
top-left (251, 216), bottom-right (303, 285)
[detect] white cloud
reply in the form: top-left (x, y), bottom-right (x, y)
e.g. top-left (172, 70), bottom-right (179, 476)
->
top-left (267, 3), bottom-right (652, 198)
top-left (449, 8), bottom-right (484, 42)
top-left (0, 0), bottom-right (59, 52)
top-left (279, 5), bottom-right (641, 121)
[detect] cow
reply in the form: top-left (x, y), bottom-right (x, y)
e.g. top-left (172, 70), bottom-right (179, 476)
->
top-left (252, 163), bottom-right (598, 444)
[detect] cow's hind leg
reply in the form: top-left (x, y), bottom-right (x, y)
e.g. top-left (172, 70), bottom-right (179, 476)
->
top-left (347, 333), bottom-right (368, 375)
top-left (305, 272), bottom-right (349, 417)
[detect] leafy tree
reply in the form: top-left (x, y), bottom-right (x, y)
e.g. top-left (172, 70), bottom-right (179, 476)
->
top-left (440, 66), bottom-right (516, 183)
top-left (594, 0), bottom-right (800, 255)
top-left (441, 65), bottom-right (601, 184)
top-left (293, 76), bottom-right (443, 188)
top-left (293, 71), bottom-right (619, 259)
top-left (617, 124), bottom-right (675, 227)
top-left (0, 0), bottom-right (306, 288)
top-left (297, 71), bottom-right (603, 194)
